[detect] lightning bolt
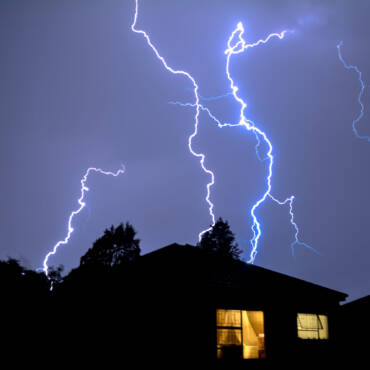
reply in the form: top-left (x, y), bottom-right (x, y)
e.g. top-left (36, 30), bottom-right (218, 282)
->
top-left (269, 195), bottom-right (319, 258)
top-left (337, 40), bottom-right (370, 142)
top-left (198, 91), bottom-right (233, 102)
top-left (132, 1), bottom-right (314, 262)
top-left (224, 22), bottom-right (311, 263)
top-left (184, 87), bottom-right (233, 102)
top-left (223, 22), bottom-right (315, 262)
top-left (169, 100), bottom-right (316, 261)
top-left (168, 100), bottom-right (266, 162)
top-left (42, 166), bottom-right (125, 277)
top-left (131, 0), bottom-right (216, 239)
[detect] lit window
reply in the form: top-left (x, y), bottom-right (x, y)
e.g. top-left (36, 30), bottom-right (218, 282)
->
top-left (297, 313), bottom-right (329, 340)
top-left (216, 309), bottom-right (265, 359)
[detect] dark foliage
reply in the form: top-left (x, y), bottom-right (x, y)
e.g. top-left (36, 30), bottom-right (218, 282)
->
top-left (80, 222), bottom-right (141, 268)
top-left (1, 257), bottom-right (51, 356)
top-left (0, 258), bottom-right (50, 294)
top-left (48, 264), bottom-right (64, 287)
top-left (197, 217), bottom-right (242, 260)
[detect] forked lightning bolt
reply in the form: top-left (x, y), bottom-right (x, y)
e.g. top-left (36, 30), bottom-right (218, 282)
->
top-left (224, 22), bottom-right (315, 262)
top-left (269, 195), bottom-right (318, 258)
top-left (132, 1), bottom-right (314, 262)
top-left (42, 166), bottom-right (124, 277)
top-left (172, 22), bottom-right (314, 261)
top-left (170, 100), bottom-right (317, 260)
top-left (337, 41), bottom-right (370, 142)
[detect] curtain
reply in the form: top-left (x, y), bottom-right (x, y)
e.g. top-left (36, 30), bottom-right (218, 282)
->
top-left (217, 309), bottom-right (241, 327)
top-left (216, 309), bottom-right (266, 359)
top-left (242, 311), bottom-right (265, 359)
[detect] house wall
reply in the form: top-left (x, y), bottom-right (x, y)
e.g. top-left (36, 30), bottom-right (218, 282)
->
top-left (208, 286), bottom-right (343, 362)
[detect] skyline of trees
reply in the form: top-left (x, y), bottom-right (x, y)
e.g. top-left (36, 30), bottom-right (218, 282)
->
top-left (1, 217), bottom-right (240, 290)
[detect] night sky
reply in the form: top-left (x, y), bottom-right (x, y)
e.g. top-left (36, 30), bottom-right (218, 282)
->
top-left (1, 0), bottom-right (370, 301)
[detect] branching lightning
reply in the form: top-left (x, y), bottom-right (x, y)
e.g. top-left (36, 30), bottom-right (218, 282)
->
top-left (169, 100), bottom-right (316, 261)
top-left (224, 22), bottom-right (315, 263)
top-left (184, 87), bottom-right (233, 102)
top-left (337, 41), bottom-right (370, 142)
top-left (133, 1), bottom-right (314, 262)
top-left (198, 92), bottom-right (233, 102)
top-left (168, 100), bottom-right (266, 162)
top-left (269, 195), bottom-right (319, 258)
top-left (42, 166), bottom-right (125, 277)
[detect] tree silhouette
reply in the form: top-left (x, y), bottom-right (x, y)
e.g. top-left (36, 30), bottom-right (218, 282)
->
top-left (197, 217), bottom-right (242, 260)
top-left (80, 222), bottom-right (141, 268)
top-left (48, 265), bottom-right (64, 287)
top-left (0, 258), bottom-right (50, 295)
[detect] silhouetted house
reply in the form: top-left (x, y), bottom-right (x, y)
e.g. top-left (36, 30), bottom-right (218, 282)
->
top-left (113, 243), bottom-right (348, 362)
top-left (52, 243), bottom-right (349, 363)
top-left (339, 294), bottom-right (370, 358)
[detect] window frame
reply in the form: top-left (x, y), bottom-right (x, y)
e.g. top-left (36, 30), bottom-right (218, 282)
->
top-left (296, 313), bottom-right (329, 340)
top-left (216, 308), bottom-right (266, 360)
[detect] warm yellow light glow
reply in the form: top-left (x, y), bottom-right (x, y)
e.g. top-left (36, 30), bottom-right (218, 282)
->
top-left (217, 309), bottom-right (241, 327)
top-left (216, 309), bottom-right (265, 359)
top-left (297, 313), bottom-right (329, 340)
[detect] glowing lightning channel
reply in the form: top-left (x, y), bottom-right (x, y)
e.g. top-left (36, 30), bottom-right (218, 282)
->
top-left (269, 195), bottom-right (319, 257)
top-left (198, 92), bottom-right (233, 102)
top-left (169, 100), bottom-right (266, 162)
top-left (133, 1), bottom-right (313, 262)
top-left (170, 23), bottom-right (314, 262)
top-left (170, 100), bottom-right (316, 261)
top-left (337, 41), bottom-right (370, 142)
top-left (131, 0), bottom-right (216, 240)
top-left (42, 166), bottom-right (125, 277)
top-left (184, 88), bottom-right (232, 102)
top-left (224, 22), bottom-right (315, 263)
top-left (172, 23), bottom-right (313, 262)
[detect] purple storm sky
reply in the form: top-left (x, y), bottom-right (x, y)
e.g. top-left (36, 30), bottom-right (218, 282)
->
top-left (1, 0), bottom-right (370, 301)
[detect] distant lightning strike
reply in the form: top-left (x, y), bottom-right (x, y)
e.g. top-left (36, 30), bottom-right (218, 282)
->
top-left (172, 23), bottom-right (313, 262)
top-left (170, 100), bottom-right (316, 261)
top-left (42, 166), bottom-right (124, 277)
top-left (337, 41), bottom-right (370, 142)
top-left (198, 92), bottom-right (233, 102)
top-left (131, 0), bottom-right (216, 239)
top-left (133, 1), bottom-right (313, 262)
top-left (269, 195), bottom-right (319, 258)
top-left (168, 101), bottom-right (266, 162)
top-left (224, 23), bottom-right (314, 262)
top-left (224, 22), bottom-right (302, 263)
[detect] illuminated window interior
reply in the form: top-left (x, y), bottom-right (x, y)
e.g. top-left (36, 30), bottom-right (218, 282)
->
top-left (297, 313), bottom-right (329, 340)
top-left (216, 309), bottom-right (265, 359)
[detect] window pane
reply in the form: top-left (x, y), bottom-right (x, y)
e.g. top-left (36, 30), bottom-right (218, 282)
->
top-left (216, 309), bottom-right (266, 359)
top-left (217, 309), bottom-right (241, 327)
top-left (242, 311), bottom-right (265, 359)
top-left (217, 328), bottom-right (242, 359)
top-left (318, 315), bottom-right (329, 340)
top-left (297, 313), bottom-right (329, 340)
top-left (217, 328), bottom-right (242, 345)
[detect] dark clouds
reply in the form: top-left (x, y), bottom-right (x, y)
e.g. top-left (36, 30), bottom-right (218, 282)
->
top-left (1, 0), bottom-right (369, 300)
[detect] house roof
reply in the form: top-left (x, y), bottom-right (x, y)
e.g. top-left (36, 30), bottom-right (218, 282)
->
top-left (138, 243), bottom-right (348, 304)
top-left (341, 294), bottom-right (370, 310)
